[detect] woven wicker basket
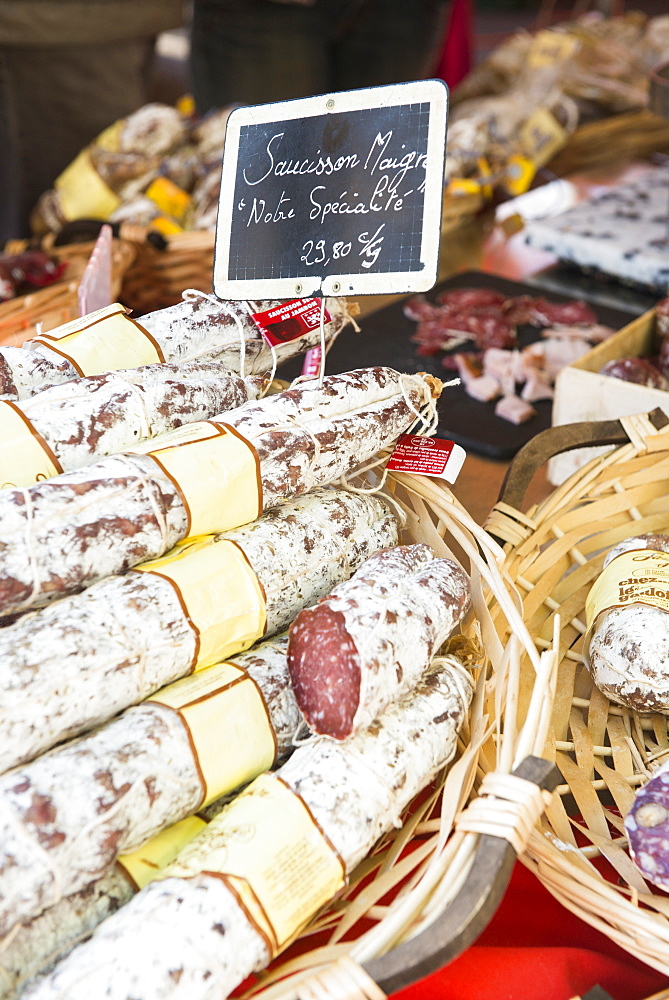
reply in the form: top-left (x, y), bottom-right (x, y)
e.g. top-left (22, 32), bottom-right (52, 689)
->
top-left (237, 409), bottom-right (669, 999)
top-left (0, 237), bottom-right (136, 346)
top-left (119, 230), bottom-right (215, 314)
top-left (481, 408), bottom-right (669, 980)
top-left (223, 461), bottom-right (560, 1000)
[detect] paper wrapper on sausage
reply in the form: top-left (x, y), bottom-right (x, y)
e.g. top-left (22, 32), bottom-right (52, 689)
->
top-left (1, 800), bottom-right (232, 1000)
top-left (0, 366), bottom-right (433, 617)
top-left (0, 635), bottom-right (307, 939)
top-left (21, 655), bottom-right (473, 1000)
top-left (288, 543), bottom-right (470, 738)
top-left (586, 534), bottom-right (669, 712)
top-left (0, 488), bottom-right (397, 774)
top-left (0, 361), bottom-right (264, 489)
top-left (0, 298), bottom-right (355, 402)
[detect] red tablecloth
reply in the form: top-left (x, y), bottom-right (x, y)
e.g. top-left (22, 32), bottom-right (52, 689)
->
top-left (395, 862), bottom-right (667, 1000)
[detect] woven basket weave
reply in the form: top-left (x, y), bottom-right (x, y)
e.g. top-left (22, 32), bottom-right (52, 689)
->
top-left (482, 409), bottom-right (669, 979)
top-left (0, 237), bottom-right (136, 347)
top-left (228, 462), bottom-right (559, 1000)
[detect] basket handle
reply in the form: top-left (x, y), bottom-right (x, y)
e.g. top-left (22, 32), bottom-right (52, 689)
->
top-left (496, 407), bottom-right (669, 517)
top-left (362, 755), bottom-right (561, 995)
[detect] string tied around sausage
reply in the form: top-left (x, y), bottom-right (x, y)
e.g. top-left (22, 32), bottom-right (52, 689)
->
top-left (454, 771), bottom-right (554, 857)
top-left (182, 289), bottom-right (248, 380)
top-left (334, 373), bottom-right (448, 518)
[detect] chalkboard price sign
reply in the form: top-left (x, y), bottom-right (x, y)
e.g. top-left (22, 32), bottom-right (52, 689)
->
top-left (213, 80), bottom-right (448, 300)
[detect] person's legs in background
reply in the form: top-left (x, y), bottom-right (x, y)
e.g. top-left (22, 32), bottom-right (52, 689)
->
top-left (0, 37), bottom-right (155, 238)
top-left (190, 0), bottom-right (331, 112)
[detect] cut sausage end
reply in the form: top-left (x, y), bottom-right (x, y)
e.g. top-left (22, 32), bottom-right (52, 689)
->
top-left (288, 605), bottom-right (360, 740)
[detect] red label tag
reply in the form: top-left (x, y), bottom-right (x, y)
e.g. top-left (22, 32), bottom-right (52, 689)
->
top-left (386, 435), bottom-right (465, 484)
top-left (301, 347), bottom-right (322, 379)
top-left (250, 298), bottom-right (330, 347)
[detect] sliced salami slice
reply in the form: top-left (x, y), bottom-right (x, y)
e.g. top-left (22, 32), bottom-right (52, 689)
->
top-left (0, 489), bottom-right (397, 772)
top-left (0, 361), bottom-right (263, 488)
top-left (21, 655), bottom-right (473, 1000)
top-left (288, 543), bottom-right (470, 738)
top-left (0, 635), bottom-right (304, 938)
top-left (528, 297), bottom-right (598, 328)
top-left (0, 366), bottom-right (435, 617)
top-left (625, 764), bottom-right (669, 891)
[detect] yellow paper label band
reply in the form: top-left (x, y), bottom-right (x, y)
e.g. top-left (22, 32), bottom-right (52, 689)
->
top-left (586, 548), bottom-right (669, 630)
top-left (162, 773), bottom-right (346, 953)
top-left (0, 400), bottom-right (62, 489)
top-left (135, 421), bottom-right (262, 537)
top-left (528, 29), bottom-right (580, 69)
top-left (31, 303), bottom-right (164, 376)
top-left (147, 661), bottom-right (276, 806)
top-left (146, 177), bottom-right (191, 223)
top-left (55, 149), bottom-right (122, 221)
top-left (519, 109), bottom-right (568, 171)
top-left (135, 536), bottom-right (266, 669)
top-left (118, 815), bottom-right (207, 891)
top-left (94, 120), bottom-right (124, 153)
top-left (504, 155), bottom-right (536, 197)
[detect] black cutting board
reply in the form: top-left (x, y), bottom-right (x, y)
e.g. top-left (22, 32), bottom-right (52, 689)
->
top-left (278, 270), bottom-right (638, 461)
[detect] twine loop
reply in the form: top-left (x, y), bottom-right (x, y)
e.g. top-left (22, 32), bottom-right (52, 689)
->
top-left (182, 289), bottom-right (248, 379)
top-left (294, 956), bottom-right (386, 1000)
top-left (454, 771), bottom-right (554, 857)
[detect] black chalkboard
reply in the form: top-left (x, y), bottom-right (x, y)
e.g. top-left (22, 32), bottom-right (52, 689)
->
top-left (213, 80), bottom-right (448, 300)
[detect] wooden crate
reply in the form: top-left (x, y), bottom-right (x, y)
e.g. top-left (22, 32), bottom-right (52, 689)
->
top-left (549, 307), bottom-right (668, 484)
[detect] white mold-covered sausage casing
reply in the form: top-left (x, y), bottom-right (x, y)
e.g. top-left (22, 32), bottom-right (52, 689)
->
top-left (13, 361), bottom-right (262, 477)
top-left (0, 635), bottom-right (303, 939)
top-left (21, 656), bottom-right (473, 1000)
top-left (139, 295), bottom-right (354, 375)
top-left (0, 367), bottom-right (432, 617)
top-left (0, 489), bottom-right (397, 772)
top-left (0, 298), bottom-right (354, 401)
top-left (288, 543), bottom-right (471, 738)
top-left (227, 367), bottom-right (438, 509)
top-left (587, 533), bottom-right (669, 712)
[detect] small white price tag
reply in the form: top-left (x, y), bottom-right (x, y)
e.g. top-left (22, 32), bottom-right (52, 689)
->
top-left (386, 434), bottom-right (466, 484)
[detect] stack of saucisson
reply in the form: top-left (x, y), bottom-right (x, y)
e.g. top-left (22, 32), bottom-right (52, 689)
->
top-left (0, 296), bottom-right (354, 401)
top-left (12, 543), bottom-right (472, 1000)
top-left (0, 366), bottom-right (440, 618)
top-left (0, 337), bottom-right (469, 1000)
top-left (0, 488), bottom-right (398, 771)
